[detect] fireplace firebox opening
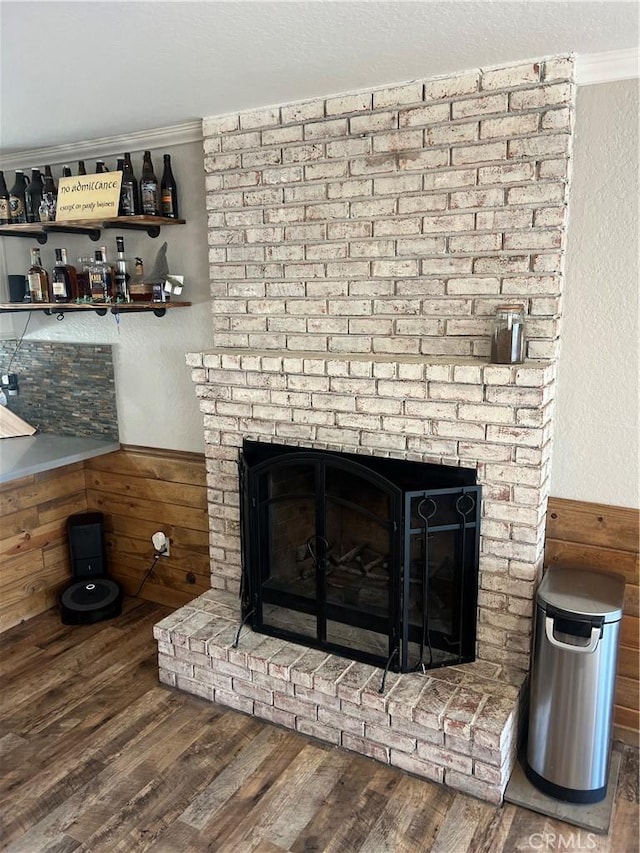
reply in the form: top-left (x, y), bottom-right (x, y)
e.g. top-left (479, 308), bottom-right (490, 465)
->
top-left (239, 441), bottom-right (481, 675)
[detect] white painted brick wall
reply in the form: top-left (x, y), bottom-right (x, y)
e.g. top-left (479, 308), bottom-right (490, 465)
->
top-left (202, 57), bottom-right (574, 358)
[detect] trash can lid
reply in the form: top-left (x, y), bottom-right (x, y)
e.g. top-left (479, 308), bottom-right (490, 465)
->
top-left (537, 564), bottom-right (625, 622)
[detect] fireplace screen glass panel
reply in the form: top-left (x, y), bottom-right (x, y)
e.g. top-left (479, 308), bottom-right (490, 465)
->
top-left (241, 441), bottom-right (480, 673)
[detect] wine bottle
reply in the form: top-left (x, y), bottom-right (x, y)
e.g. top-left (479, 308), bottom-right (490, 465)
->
top-left (160, 154), bottom-right (179, 218)
top-left (27, 248), bottom-right (50, 302)
top-left (120, 153), bottom-right (139, 216)
top-left (0, 171), bottom-right (10, 225)
top-left (51, 248), bottom-right (77, 303)
top-left (96, 161), bottom-right (108, 173)
top-left (114, 236), bottom-right (130, 302)
top-left (62, 165), bottom-right (72, 178)
top-left (9, 170), bottom-right (29, 223)
top-left (140, 150), bottom-right (160, 216)
top-left (42, 166), bottom-right (57, 220)
top-left (26, 168), bottom-right (44, 223)
top-left (78, 160), bottom-right (87, 176)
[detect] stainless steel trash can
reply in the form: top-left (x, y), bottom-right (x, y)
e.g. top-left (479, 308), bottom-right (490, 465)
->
top-left (526, 564), bottom-right (625, 803)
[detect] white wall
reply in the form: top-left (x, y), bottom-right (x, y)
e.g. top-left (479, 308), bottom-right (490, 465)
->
top-left (1, 79), bottom-right (637, 507)
top-left (0, 138), bottom-right (211, 452)
top-left (551, 79), bottom-right (639, 509)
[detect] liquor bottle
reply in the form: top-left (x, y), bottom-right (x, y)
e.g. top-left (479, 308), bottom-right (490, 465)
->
top-left (96, 160), bottom-right (108, 174)
top-left (62, 165), bottom-right (72, 178)
top-left (76, 256), bottom-right (92, 300)
top-left (119, 153), bottom-right (139, 216)
top-left (114, 236), bottom-right (130, 301)
top-left (89, 249), bottom-right (113, 302)
top-left (78, 160), bottom-right (87, 176)
top-left (128, 257), bottom-right (152, 302)
top-left (0, 171), bottom-right (10, 224)
top-left (27, 247), bottom-right (50, 302)
top-left (9, 170), bottom-right (29, 223)
top-left (160, 154), bottom-right (179, 219)
top-left (42, 167), bottom-right (57, 220)
top-left (51, 248), bottom-right (78, 303)
top-left (139, 150), bottom-right (160, 216)
top-left (26, 168), bottom-right (44, 223)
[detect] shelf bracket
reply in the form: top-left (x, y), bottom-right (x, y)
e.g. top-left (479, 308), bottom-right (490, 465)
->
top-left (0, 228), bottom-right (48, 244)
top-left (102, 221), bottom-right (161, 238)
top-left (44, 225), bottom-right (101, 242)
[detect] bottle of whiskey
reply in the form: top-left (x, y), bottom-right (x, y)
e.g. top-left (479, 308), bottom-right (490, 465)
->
top-left (9, 170), bottom-right (29, 223)
top-left (27, 248), bottom-right (50, 302)
top-left (26, 168), bottom-right (44, 223)
top-left (160, 154), bottom-right (179, 218)
top-left (0, 171), bottom-right (10, 225)
top-left (89, 249), bottom-right (113, 302)
top-left (140, 151), bottom-right (160, 216)
top-left (114, 236), bottom-right (130, 301)
top-left (51, 248), bottom-right (77, 302)
top-left (128, 257), bottom-right (152, 302)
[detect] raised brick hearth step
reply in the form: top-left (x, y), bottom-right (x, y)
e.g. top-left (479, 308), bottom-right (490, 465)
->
top-left (154, 590), bottom-right (527, 803)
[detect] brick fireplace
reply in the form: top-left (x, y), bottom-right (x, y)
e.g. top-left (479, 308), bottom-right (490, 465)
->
top-left (154, 56), bottom-right (575, 802)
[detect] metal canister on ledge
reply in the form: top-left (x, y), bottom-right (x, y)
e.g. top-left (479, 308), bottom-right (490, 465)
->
top-left (490, 304), bottom-right (525, 364)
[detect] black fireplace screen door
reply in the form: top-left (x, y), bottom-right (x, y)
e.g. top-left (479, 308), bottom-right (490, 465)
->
top-left (241, 450), bottom-right (403, 669)
top-left (240, 443), bottom-right (480, 673)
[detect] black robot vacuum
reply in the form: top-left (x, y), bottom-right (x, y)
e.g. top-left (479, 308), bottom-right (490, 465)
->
top-left (59, 512), bottom-right (123, 625)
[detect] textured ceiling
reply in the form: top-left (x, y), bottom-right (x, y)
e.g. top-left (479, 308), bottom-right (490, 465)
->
top-left (1, 0), bottom-right (638, 155)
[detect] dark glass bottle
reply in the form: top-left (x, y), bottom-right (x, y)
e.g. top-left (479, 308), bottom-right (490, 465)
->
top-left (62, 165), bottom-right (72, 178)
top-left (140, 150), bottom-right (160, 216)
top-left (51, 248), bottom-right (77, 302)
top-left (114, 236), bottom-right (130, 301)
top-left (0, 171), bottom-right (10, 224)
top-left (96, 161), bottom-right (108, 174)
top-left (26, 168), bottom-right (44, 223)
top-left (120, 153), bottom-right (139, 216)
top-left (9, 170), bottom-right (29, 223)
top-left (78, 160), bottom-right (87, 176)
top-left (160, 154), bottom-right (179, 219)
top-left (27, 247), bottom-right (50, 302)
top-left (42, 166), bottom-right (58, 220)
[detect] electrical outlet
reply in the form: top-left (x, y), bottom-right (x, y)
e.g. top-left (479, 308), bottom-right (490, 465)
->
top-left (151, 531), bottom-right (170, 557)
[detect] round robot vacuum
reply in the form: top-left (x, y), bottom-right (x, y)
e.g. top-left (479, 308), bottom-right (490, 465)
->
top-left (60, 578), bottom-right (123, 625)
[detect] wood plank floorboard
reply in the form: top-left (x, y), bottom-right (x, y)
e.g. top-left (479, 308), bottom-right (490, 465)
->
top-left (0, 600), bottom-right (637, 852)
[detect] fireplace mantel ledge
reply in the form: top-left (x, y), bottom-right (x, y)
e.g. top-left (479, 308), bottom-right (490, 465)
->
top-left (187, 348), bottom-right (554, 378)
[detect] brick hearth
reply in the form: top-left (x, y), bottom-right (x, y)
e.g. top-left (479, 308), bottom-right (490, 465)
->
top-left (156, 56), bottom-right (575, 801)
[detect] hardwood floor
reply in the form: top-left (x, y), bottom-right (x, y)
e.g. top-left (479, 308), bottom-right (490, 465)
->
top-left (0, 599), bottom-right (637, 852)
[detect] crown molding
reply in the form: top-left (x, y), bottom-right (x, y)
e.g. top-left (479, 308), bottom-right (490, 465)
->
top-left (0, 120), bottom-right (203, 171)
top-left (576, 47), bottom-right (640, 86)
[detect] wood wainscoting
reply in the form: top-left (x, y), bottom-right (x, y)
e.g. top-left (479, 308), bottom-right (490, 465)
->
top-left (84, 445), bottom-right (210, 609)
top-left (1, 446), bottom-right (638, 745)
top-left (0, 463), bottom-right (88, 632)
top-left (545, 497), bottom-right (640, 746)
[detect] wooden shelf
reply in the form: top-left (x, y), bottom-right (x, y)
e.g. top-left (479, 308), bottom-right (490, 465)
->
top-left (0, 301), bottom-right (191, 318)
top-left (0, 215), bottom-right (185, 244)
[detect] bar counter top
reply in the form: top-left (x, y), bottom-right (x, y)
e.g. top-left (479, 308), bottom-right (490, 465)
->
top-left (0, 433), bottom-right (120, 484)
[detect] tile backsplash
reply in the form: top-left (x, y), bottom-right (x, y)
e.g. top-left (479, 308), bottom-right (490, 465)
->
top-left (0, 340), bottom-right (118, 439)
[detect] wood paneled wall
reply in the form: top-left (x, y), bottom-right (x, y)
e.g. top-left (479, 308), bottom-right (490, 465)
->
top-left (545, 497), bottom-right (640, 745)
top-left (0, 463), bottom-right (87, 632)
top-left (84, 446), bottom-right (210, 609)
